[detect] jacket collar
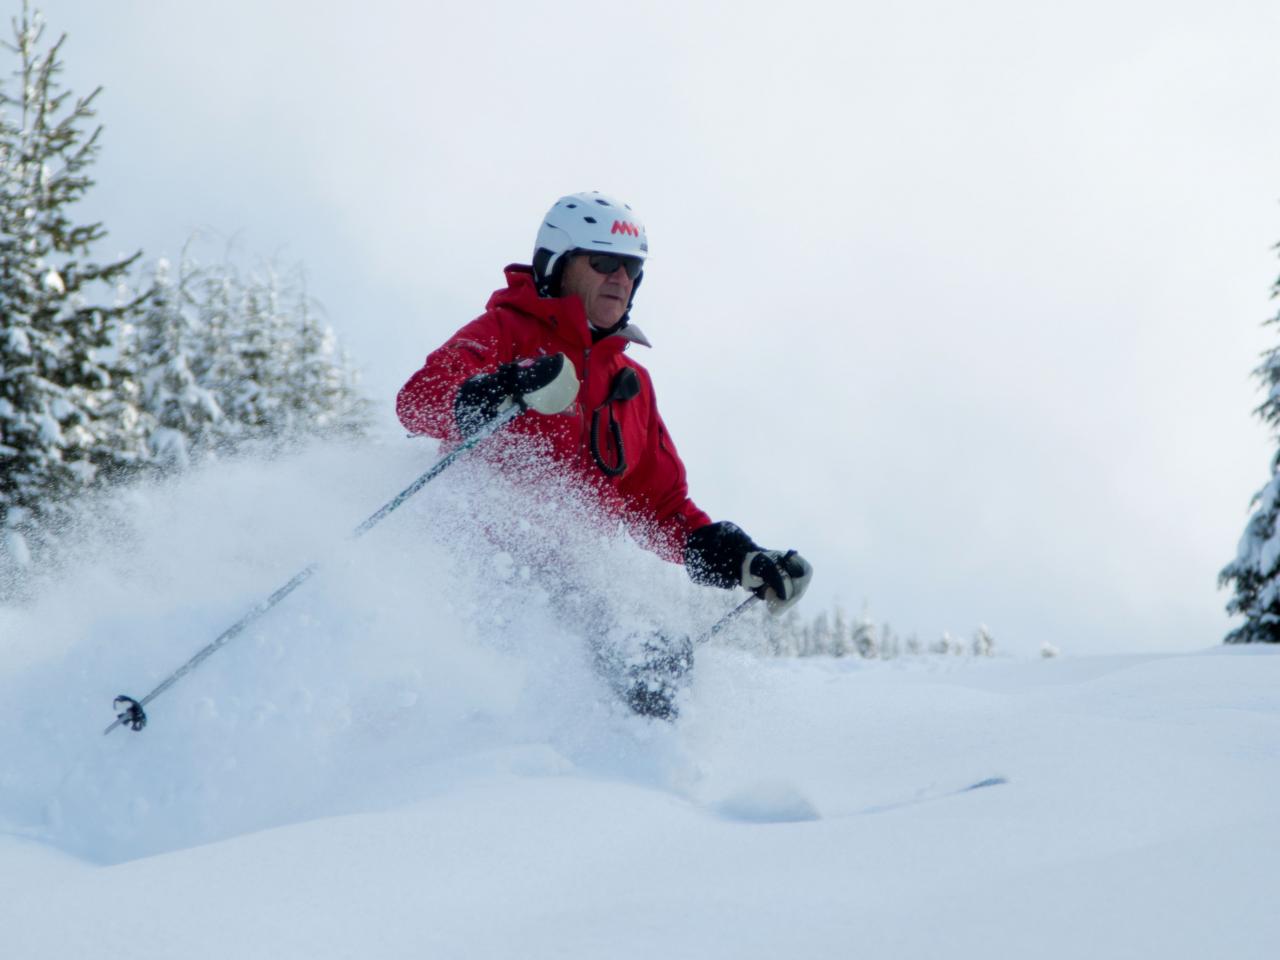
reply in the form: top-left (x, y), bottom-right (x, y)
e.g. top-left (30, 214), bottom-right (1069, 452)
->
top-left (492, 264), bottom-right (651, 352)
top-left (614, 324), bottom-right (652, 348)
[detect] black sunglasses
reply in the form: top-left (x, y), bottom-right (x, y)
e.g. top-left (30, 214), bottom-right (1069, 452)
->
top-left (585, 253), bottom-right (643, 280)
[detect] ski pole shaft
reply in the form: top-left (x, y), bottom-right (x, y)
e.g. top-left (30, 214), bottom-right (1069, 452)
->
top-left (104, 564), bottom-right (319, 735)
top-left (104, 403), bottom-right (524, 736)
top-left (695, 594), bottom-right (761, 646)
top-left (350, 403), bottom-right (522, 537)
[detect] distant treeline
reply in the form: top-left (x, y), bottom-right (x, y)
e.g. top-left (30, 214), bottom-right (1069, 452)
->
top-left (722, 606), bottom-right (1025, 659)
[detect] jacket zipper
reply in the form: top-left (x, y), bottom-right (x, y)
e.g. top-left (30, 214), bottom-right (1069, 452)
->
top-left (579, 347), bottom-right (591, 451)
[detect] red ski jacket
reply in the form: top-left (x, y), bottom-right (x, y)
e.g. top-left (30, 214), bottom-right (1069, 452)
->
top-left (396, 265), bottom-right (711, 562)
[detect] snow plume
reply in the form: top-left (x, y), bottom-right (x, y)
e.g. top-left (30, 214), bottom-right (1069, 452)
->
top-left (0, 433), bottom-right (731, 864)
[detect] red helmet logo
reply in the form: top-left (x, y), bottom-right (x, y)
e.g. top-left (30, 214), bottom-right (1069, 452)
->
top-left (611, 220), bottom-right (640, 237)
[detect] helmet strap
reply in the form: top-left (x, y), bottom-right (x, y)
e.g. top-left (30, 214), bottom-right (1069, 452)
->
top-left (532, 248), bottom-right (564, 297)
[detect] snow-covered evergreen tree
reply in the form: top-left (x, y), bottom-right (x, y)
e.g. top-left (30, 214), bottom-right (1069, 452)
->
top-left (971, 625), bottom-right (995, 656)
top-left (737, 602), bottom-right (997, 661)
top-left (931, 631), bottom-right (962, 656)
top-left (189, 259), bottom-right (246, 454)
top-left (853, 617), bottom-right (878, 658)
top-left (807, 611), bottom-right (830, 656)
top-left (878, 624), bottom-right (900, 659)
top-left (133, 252), bottom-right (369, 463)
top-left (286, 283), bottom-right (369, 442)
top-left (1220, 239), bottom-right (1280, 643)
top-left (216, 263), bottom-right (289, 442)
top-left (0, 6), bottom-right (145, 578)
top-left (126, 256), bottom-right (222, 469)
top-left (828, 606), bottom-right (851, 657)
top-left (204, 261), bottom-right (368, 451)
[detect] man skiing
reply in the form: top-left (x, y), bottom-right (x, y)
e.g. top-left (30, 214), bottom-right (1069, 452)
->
top-left (396, 191), bottom-right (812, 717)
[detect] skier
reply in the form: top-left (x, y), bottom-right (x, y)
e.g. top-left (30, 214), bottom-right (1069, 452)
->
top-left (396, 191), bottom-right (812, 717)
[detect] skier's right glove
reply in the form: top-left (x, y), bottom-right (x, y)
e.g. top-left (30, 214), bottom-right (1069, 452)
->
top-left (453, 353), bottom-right (579, 437)
top-left (684, 521), bottom-right (813, 613)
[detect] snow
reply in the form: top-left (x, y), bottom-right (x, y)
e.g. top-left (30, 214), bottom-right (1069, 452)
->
top-left (2, 528), bottom-right (30, 567)
top-left (33, 411), bottom-right (64, 446)
top-left (1, 441), bottom-right (1277, 959)
top-left (3, 326), bottom-right (31, 357)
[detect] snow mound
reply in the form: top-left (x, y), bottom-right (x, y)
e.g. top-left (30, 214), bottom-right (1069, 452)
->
top-left (712, 778), bottom-right (822, 823)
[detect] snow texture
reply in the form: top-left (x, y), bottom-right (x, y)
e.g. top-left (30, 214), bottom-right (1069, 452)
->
top-left (0, 439), bottom-right (1277, 959)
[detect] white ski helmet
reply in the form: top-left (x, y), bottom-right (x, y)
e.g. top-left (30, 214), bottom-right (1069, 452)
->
top-left (532, 191), bottom-right (648, 298)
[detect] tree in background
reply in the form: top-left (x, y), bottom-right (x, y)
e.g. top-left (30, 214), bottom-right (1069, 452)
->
top-left (0, 6), bottom-right (146, 576)
top-left (126, 255), bottom-right (222, 470)
top-left (972, 625), bottom-right (995, 657)
top-left (285, 282), bottom-right (369, 443)
top-left (931, 631), bottom-right (963, 656)
top-left (219, 262), bottom-right (369, 448)
top-left (125, 249), bottom-right (370, 467)
top-left (209, 261), bottom-right (288, 442)
top-left (853, 617), bottom-right (878, 658)
top-left (746, 602), bottom-right (994, 659)
top-left (1220, 238), bottom-right (1280, 643)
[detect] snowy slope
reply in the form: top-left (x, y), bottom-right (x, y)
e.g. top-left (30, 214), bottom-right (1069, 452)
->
top-left (1, 443), bottom-right (1277, 959)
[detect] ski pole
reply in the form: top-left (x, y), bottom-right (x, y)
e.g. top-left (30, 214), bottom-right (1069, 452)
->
top-left (105, 403), bottom-right (524, 736)
top-left (695, 594), bottom-right (761, 645)
top-left (694, 548), bottom-right (808, 647)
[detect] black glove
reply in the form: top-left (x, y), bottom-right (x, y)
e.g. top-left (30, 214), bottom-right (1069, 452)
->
top-left (453, 353), bottom-right (578, 437)
top-left (685, 521), bottom-right (813, 613)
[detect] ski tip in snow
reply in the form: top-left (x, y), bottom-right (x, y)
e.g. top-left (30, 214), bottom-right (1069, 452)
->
top-left (855, 775), bottom-right (1010, 816)
top-left (962, 776), bottom-right (1009, 792)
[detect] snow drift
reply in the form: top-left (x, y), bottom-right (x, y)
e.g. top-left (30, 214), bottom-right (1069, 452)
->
top-left (1, 439), bottom-right (1278, 959)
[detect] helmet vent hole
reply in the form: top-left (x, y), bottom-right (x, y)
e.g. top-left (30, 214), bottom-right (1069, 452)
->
top-left (583, 216), bottom-right (597, 224)
top-left (595, 198), bottom-right (610, 206)
top-left (566, 203), bottom-right (577, 209)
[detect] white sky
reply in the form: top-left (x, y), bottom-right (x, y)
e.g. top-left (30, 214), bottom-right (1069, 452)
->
top-left (39, 0), bottom-right (1280, 654)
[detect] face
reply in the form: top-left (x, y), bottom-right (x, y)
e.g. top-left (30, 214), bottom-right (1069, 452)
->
top-left (559, 253), bottom-right (637, 330)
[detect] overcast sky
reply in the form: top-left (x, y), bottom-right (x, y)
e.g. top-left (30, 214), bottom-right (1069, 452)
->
top-left (35, 0), bottom-right (1280, 654)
